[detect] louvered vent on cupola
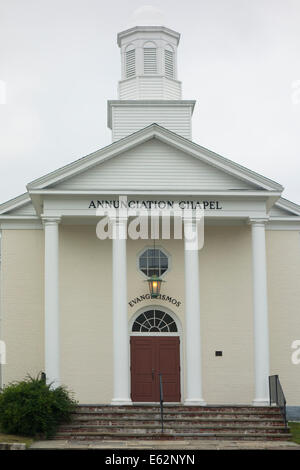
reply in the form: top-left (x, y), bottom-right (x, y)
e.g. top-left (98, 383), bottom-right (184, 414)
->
top-left (125, 47), bottom-right (136, 78)
top-left (165, 47), bottom-right (174, 79)
top-left (144, 43), bottom-right (157, 75)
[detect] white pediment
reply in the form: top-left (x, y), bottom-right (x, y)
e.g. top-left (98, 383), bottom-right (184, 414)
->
top-left (5, 201), bottom-right (36, 216)
top-left (0, 193), bottom-right (37, 217)
top-left (51, 138), bottom-right (258, 192)
top-left (269, 198), bottom-right (300, 217)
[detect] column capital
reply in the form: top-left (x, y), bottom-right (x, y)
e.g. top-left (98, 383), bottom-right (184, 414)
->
top-left (41, 216), bottom-right (61, 226)
top-left (248, 217), bottom-right (269, 227)
top-left (183, 216), bottom-right (197, 226)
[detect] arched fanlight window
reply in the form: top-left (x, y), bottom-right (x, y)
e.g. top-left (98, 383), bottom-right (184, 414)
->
top-left (132, 309), bottom-right (178, 332)
top-left (164, 45), bottom-right (174, 79)
top-left (144, 42), bottom-right (157, 75)
top-left (125, 44), bottom-right (136, 78)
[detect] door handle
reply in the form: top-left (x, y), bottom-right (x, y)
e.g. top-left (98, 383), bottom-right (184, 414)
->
top-left (152, 369), bottom-right (155, 380)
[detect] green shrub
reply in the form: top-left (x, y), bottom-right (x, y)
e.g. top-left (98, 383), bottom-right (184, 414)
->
top-left (0, 373), bottom-right (77, 438)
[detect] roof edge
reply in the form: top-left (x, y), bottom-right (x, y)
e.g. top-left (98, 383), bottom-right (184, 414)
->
top-left (0, 193), bottom-right (31, 215)
top-left (117, 26), bottom-right (180, 47)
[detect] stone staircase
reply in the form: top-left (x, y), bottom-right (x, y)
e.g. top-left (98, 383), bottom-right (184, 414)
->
top-left (55, 405), bottom-right (291, 441)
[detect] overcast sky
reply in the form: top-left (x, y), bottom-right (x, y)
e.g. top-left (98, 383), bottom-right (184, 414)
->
top-left (0, 0), bottom-right (300, 205)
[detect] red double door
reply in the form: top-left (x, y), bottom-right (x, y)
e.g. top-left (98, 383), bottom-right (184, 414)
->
top-left (130, 336), bottom-right (181, 402)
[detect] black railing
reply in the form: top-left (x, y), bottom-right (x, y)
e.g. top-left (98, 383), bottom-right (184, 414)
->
top-left (159, 373), bottom-right (164, 433)
top-left (269, 375), bottom-right (287, 427)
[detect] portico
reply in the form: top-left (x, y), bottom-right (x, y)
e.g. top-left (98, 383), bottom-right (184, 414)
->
top-left (38, 186), bottom-right (274, 406)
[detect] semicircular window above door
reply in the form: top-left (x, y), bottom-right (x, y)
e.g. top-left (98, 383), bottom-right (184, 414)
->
top-left (132, 309), bottom-right (178, 333)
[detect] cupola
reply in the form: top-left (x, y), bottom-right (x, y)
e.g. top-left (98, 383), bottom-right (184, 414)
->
top-left (117, 26), bottom-right (181, 100)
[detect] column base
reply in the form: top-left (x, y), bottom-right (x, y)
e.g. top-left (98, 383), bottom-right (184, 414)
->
top-left (184, 398), bottom-right (207, 406)
top-left (252, 398), bottom-right (270, 406)
top-left (111, 398), bottom-right (133, 406)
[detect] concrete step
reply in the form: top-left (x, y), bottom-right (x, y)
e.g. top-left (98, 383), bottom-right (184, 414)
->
top-left (55, 405), bottom-right (289, 442)
top-left (72, 418), bottom-right (283, 427)
top-left (58, 424), bottom-right (289, 434)
top-left (73, 413), bottom-right (282, 424)
top-left (74, 410), bottom-right (282, 419)
top-left (76, 405), bottom-right (279, 413)
top-left (54, 431), bottom-right (290, 441)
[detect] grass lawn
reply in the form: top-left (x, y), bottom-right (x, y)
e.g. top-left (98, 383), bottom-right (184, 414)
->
top-left (0, 433), bottom-right (34, 448)
top-left (289, 422), bottom-right (300, 445)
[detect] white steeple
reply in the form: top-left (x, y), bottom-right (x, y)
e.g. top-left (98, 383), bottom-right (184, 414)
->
top-left (117, 25), bottom-right (181, 100)
top-left (107, 24), bottom-right (195, 142)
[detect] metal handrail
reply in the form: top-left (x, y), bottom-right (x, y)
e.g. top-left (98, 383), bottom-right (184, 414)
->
top-left (159, 373), bottom-right (164, 433)
top-left (269, 375), bottom-right (287, 427)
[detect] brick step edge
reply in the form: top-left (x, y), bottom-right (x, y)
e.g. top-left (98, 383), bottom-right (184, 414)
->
top-left (71, 417), bottom-right (284, 424)
top-left (57, 426), bottom-right (290, 435)
top-left (74, 411), bottom-right (282, 417)
top-left (53, 433), bottom-right (291, 441)
top-left (59, 424), bottom-right (289, 431)
top-left (76, 406), bottom-right (279, 412)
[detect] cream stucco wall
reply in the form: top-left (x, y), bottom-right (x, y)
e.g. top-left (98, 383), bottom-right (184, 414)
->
top-left (59, 225), bottom-right (113, 403)
top-left (266, 230), bottom-right (300, 405)
top-left (200, 226), bottom-right (254, 404)
top-left (1, 224), bottom-right (300, 406)
top-left (1, 229), bottom-right (44, 386)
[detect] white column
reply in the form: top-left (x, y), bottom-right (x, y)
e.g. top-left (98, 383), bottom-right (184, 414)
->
top-left (250, 218), bottom-right (270, 406)
top-left (111, 216), bottom-right (132, 405)
top-left (43, 217), bottom-right (61, 387)
top-left (184, 218), bottom-right (206, 406)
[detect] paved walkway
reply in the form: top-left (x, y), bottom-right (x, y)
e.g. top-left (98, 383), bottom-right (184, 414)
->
top-left (30, 439), bottom-right (300, 450)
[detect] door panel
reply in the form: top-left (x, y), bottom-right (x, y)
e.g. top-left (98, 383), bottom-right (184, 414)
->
top-left (130, 337), bottom-right (156, 402)
top-left (131, 336), bottom-right (180, 402)
top-left (157, 337), bottom-right (180, 402)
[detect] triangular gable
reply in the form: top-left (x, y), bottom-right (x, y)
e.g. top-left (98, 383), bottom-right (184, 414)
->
top-left (6, 201), bottom-right (36, 216)
top-left (0, 193), bottom-right (36, 217)
top-left (270, 198), bottom-right (300, 217)
top-left (51, 138), bottom-right (257, 191)
top-left (26, 124), bottom-right (283, 192)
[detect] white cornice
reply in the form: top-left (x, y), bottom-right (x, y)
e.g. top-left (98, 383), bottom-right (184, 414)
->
top-left (28, 189), bottom-right (281, 197)
top-left (275, 197), bottom-right (300, 216)
top-left (117, 26), bottom-right (181, 47)
top-left (0, 193), bottom-right (31, 215)
top-left (267, 219), bottom-right (300, 230)
top-left (107, 100), bottom-right (195, 129)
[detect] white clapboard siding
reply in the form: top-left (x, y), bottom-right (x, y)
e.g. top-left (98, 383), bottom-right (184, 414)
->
top-left (112, 105), bottom-right (192, 141)
top-left (6, 202), bottom-right (36, 216)
top-left (119, 78), bottom-right (139, 99)
top-left (53, 138), bottom-right (256, 191)
top-left (118, 76), bottom-right (182, 100)
top-left (164, 79), bottom-right (181, 99)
